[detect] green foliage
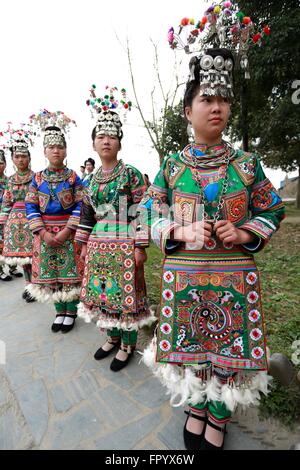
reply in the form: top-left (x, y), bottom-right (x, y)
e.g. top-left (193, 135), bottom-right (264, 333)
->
top-left (259, 379), bottom-right (300, 427)
top-left (229, 0), bottom-right (300, 172)
top-left (146, 100), bottom-right (189, 164)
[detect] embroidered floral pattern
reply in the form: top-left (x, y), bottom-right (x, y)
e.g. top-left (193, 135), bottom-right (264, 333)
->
top-left (246, 272), bottom-right (258, 285)
top-left (161, 323), bottom-right (172, 335)
top-left (250, 328), bottom-right (262, 341)
top-left (163, 271), bottom-right (174, 283)
top-left (162, 306), bottom-right (173, 318)
top-left (249, 309), bottom-right (261, 323)
top-left (247, 291), bottom-right (259, 304)
top-left (159, 340), bottom-right (171, 352)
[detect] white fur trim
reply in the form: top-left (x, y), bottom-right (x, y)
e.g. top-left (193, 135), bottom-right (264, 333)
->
top-left (76, 302), bottom-right (157, 331)
top-left (1, 256), bottom-right (32, 266)
top-left (140, 338), bottom-right (273, 412)
top-left (25, 284), bottom-right (80, 304)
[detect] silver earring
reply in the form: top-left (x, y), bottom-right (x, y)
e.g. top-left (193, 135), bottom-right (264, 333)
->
top-left (187, 123), bottom-right (194, 143)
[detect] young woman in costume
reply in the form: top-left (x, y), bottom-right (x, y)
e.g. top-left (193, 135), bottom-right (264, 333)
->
top-left (139, 46), bottom-right (285, 450)
top-left (76, 88), bottom-right (155, 372)
top-left (25, 125), bottom-right (84, 332)
top-left (0, 151), bottom-right (12, 282)
top-left (0, 141), bottom-right (35, 299)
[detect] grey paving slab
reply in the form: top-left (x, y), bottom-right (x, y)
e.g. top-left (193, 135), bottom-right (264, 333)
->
top-left (14, 379), bottom-right (49, 446)
top-left (44, 404), bottom-right (105, 450)
top-left (94, 412), bottom-right (161, 450)
top-left (2, 358), bottom-right (34, 391)
top-left (0, 388), bottom-right (6, 406)
top-left (157, 414), bottom-right (185, 450)
top-left (92, 386), bottom-right (145, 426)
top-left (225, 423), bottom-right (267, 450)
top-left (95, 362), bottom-right (134, 391)
top-left (130, 377), bottom-right (169, 409)
top-left (33, 356), bottom-right (56, 384)
top-left (49, 384), bottom-right (74, 413)
top-left (0, 408), bottom-right (25, 450)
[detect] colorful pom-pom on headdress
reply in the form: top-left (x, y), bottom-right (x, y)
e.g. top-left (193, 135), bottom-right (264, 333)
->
top-left (29, 110), bottom-right (76, 148)
top-left (0, 122), bottom-right (35, 155)
top-left (168, 0), bottom-right (271, 94)
top-left (87, 85), bottom-right (132, 139)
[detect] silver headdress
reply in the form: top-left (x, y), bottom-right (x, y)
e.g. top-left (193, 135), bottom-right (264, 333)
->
top-left (1, 123), bottom-right (34, 155)
top-left (168, 1), bottom-right (271, 98)
top-left (87, 85), bottom-right (132, 139)
top-left (29, 109), bottom-right (76, 148)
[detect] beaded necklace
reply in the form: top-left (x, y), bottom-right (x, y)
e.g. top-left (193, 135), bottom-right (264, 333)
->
top-left (180, 142), bottom-right (235, 222)
top-left (89, 160), bottom-right (128, 220)
top-left (42, 167), bottom-right (72, 201)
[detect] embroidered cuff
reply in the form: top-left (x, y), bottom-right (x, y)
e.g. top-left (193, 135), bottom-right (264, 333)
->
top-left (239, 217), bottom-right (275, 241)
top-left (75, 228), bottom-right (90, 244)
top-left (28, 217), bottom-right (45, 233)
top-left (151, 218), bottom-right (180, 255)
top-left (66, 215), bottom-right (80, 231)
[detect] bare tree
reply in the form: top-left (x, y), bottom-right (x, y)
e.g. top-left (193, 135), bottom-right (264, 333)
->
top-left (117, 35), bottom-right (185, 166)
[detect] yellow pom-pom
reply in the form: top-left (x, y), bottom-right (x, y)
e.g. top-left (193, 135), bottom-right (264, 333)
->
top-left (214, 6), bottom-right (221, 14)
top-left (189, 18), bottom-right (195, 25)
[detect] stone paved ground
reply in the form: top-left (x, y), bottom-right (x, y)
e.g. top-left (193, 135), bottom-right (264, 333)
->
top-left (0, 277), bottom-right (299, 450)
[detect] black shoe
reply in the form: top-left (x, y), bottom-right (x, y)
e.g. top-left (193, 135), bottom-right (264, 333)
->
top-left (110, 351), bottom-right (133, 372)
top-left (94, 339), bottom-right (121, 360)
top-left (183, 410), bottom-right (207, 450)
top-left (60, 314), bottom-right (77, 334)
top-left (51, 314), bottom-right (65, 333)
top-left (199, 421), bottom-right (227, 451)
top-left (9, 268), bottom-right (23, 278)
top-left (0, 273), bottom-right (12, 281)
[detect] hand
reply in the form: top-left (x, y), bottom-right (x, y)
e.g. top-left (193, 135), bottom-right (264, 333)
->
top-left (134, 247), bottom-right (147, 268)
top-left (214, 220), bottom-right (255, 245)
top-left (173, 221), bottom-right (213, 245)
top-left (80, 243), bottom-right (87, 261)
top-left (53, 227), bottom-right (72, 246)
top-left (40, 229), bottom-right (57, 248)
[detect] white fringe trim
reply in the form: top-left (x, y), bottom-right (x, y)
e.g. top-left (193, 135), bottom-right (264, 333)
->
top-left (77, 301), bottom-right (157, 331)
top-left (25, 284), bottom-right (81, 304)
top-left (0, 256), bottom-right (32, 266)
top-left (140, 337), bottom-right (273, 412)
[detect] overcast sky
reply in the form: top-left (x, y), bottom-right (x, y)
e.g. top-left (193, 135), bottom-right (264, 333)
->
top-left (0, 0), bottom-right (296, 189)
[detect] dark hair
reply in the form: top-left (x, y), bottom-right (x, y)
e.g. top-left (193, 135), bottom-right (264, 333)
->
top-left (9, 140), bottom-right (31, 158)
top-left (44, 125), bottom-right (67, 147)
top-left (183, 48), bottom-right (235, 118)
top-left (0, 151), bottom-right (6, 163)
top-left (84, 158), bottom-right (95, 167)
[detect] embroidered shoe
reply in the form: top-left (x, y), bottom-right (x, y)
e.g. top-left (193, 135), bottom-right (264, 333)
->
top-left (183, 410), bottom-right (207, 450)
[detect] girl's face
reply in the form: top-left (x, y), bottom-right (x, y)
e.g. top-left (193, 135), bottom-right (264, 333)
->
top-left (44, 144), bottom-right (66, 168)
top-left (93, 134), bottom-right (121, 161)
top-left (0, 161), bottom-right (6, 176)
top-left (12, 153), bottom-right (30, 171)
top-left (185, 94), bottom-right (231, 143)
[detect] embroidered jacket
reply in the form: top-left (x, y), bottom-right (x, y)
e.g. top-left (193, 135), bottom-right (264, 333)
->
top-left (75, 164), bottom-right (149, 246)
top-left (0, 171), bottom-right (33, 225)
top-left (138, 148), bottom-right (285, 254)
top-left (25, 168), bottom-right (83, 232)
